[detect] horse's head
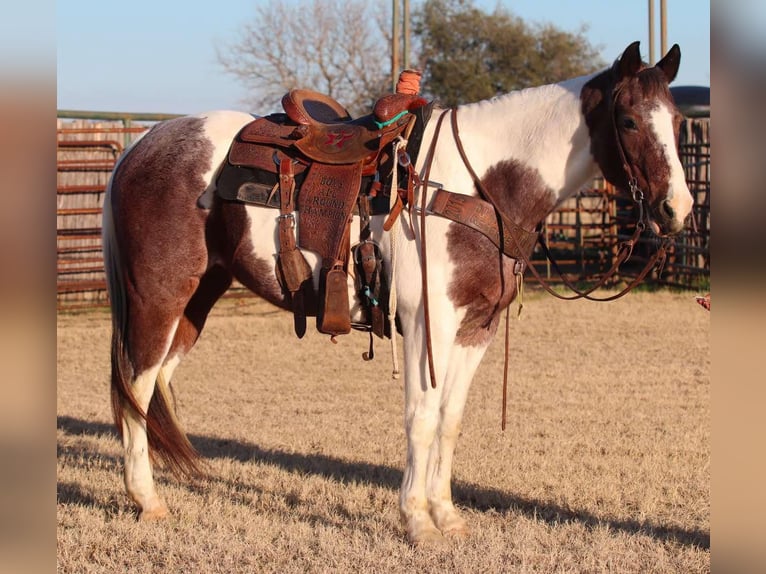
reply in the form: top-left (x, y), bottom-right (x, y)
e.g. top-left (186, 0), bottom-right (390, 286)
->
top-left (582, 42), bottom-right (693, 236)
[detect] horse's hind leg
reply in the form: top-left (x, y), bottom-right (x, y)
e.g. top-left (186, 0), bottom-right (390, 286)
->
top-left (113, 251), bottom-right (215, 520)
top-left (121, 312), bottom-right (184, 520)
top-left (161, 265), bottom-right (233, 385)
top-left (121, 266), bottom-right (232, 519)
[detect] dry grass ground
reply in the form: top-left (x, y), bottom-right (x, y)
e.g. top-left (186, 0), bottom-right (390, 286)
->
top-left (57, 290), bottom-right (709, 573)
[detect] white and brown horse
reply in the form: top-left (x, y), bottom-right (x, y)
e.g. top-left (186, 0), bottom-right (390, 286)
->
top-left (103, 42), bottom-right (692, 545)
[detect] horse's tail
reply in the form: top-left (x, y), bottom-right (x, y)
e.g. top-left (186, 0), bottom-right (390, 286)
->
top-left (103, 141), bottom-right (203, 479)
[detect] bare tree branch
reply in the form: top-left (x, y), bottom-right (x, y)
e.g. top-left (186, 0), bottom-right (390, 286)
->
top-left (217, 0), bottom-right (390, 116)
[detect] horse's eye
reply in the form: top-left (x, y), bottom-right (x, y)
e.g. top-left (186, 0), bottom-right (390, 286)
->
top-left (621, 116), bottom-right (638, 130)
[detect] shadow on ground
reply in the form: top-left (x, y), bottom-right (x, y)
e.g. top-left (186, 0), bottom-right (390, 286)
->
top-left (57, 415), bottom-right (709, 549)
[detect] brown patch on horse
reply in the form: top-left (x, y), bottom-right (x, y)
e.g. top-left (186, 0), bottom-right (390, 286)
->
top-left (580, 63), bottom-right (681, 212)
top-left (167, 265), bottom-right (233, 359)
top-left (111, 116), bottom-right (215, 370)
top-left (447, 160), bottom-right (555, 346)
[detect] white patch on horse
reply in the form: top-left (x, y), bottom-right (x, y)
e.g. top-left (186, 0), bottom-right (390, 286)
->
top-left (198, 111), bottom-right (255, 210)
top-left (649, 104), bottom-right (693, 226)
top-left (160, 353), bottom-right (183, 385)
top-left (441, 75), bottom-right (601, 204)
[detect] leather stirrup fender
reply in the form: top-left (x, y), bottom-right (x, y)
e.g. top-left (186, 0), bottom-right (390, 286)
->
top-left (274, 155), bottom-right (313, 338)
top-left (317, 266), bottom-right (351, 336)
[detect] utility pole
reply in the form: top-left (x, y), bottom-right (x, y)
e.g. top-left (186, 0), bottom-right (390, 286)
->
top-left (403, 0), bottom-right (411, 70)
top-left (648, 0), bottom-right (669, 65)
top-left (392, 0), bottom-right (400, 91)
top-left (660, 0), bottom-right (668, 57)
top-left (648, 0), bottom-right (655, 65)
top-left (392, 0), bottom-right (411, 91)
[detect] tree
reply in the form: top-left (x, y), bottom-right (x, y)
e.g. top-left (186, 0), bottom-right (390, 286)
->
top-left (414, 0), bottom-right (606, 106)
top-left (217, 0), bottom-right (391, 116)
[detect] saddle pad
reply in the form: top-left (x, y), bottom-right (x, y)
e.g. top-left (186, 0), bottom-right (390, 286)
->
top-left (297, 162), bottom-right (362, 260)
top-left (216, 161), bottom-right (395, 215)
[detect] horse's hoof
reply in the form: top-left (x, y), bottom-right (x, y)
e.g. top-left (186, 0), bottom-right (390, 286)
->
top-left (408, 527), bottom-right (449, 548)
top-left (138, 503), bottom-right (169, 521)
top-left (442, 522), bottom-right (471, 540)
top-left (431, 506), bottom-right (470, 539)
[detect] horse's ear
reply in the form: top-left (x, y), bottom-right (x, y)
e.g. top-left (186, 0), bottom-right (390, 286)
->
top-left (614, 41), bottom-right (643, 80)
top-left (656, 43), bottom-right (681, 84)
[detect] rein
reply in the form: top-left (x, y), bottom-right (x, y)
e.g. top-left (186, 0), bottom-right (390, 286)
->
top-left (449, 106), bottom-right (671, 303)
top-left (417, 109), bottom-right (451, 389)
top-left (407, 88), bottom-right (673, 413)
top-left (444, 87), bottom-right (668, 430)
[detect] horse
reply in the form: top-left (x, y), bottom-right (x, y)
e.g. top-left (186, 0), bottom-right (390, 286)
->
top-left (102, 42), bottom-right (692, 546)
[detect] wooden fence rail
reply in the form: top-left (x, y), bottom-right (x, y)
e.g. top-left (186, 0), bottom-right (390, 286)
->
top-left (57, 113), bottom-right (710, 310)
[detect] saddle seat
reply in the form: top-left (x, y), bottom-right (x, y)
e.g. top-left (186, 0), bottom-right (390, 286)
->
top-left (281, 89), bottom-right (352, 125)
top-left (275, 89), bottom-right (426, 165)
top-left (282, 88), bottom-right (425, 127)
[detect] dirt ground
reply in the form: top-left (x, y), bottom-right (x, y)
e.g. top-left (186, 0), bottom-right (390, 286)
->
top-left (57, 290), bottom-right (710, 573)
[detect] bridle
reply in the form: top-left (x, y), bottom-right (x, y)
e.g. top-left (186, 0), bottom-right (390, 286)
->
top-left (450, 81), bottom-right (673, 304)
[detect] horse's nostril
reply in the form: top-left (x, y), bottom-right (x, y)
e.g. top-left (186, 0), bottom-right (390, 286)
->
top-left (659, 199), bottom-right (675, 221)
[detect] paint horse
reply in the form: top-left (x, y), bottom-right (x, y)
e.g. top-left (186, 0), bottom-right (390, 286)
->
top-left (103, 42), bottom-right (692, 546)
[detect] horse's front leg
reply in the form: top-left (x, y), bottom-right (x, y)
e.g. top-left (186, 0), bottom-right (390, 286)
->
top-left (398, 293), bottom-right (465, 546)
top-left (426, 341), bottom-right (490, 538)
top-left (399, 327), bottom-right (446, 546)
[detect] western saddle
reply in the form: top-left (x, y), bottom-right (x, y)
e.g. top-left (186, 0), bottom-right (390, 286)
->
top-left (217, 73), bottom-right (430, 341)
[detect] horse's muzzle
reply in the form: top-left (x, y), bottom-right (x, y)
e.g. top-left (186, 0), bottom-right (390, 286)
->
top-left (650, 199), bottom-right (687, 236)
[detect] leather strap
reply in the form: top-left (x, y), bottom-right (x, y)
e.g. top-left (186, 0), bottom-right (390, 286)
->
top-left (419, 109), bottom-right (451, 389)
top-left (277, 159), bottom-right (297, 255)
top-left (276, 154), bottom-right (311, 337)
top-left (611, 82), bottom-right (639, 193)
top-left (533, 229), bottom-right (669, 301)
top-left (501, 305), bottom-right (510, 431)
top-left (429, 189), bottom-right (539, 259)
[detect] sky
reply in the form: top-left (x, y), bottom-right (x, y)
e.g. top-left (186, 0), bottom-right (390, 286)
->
top-left (56, 0), bottom-right (710, 115)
